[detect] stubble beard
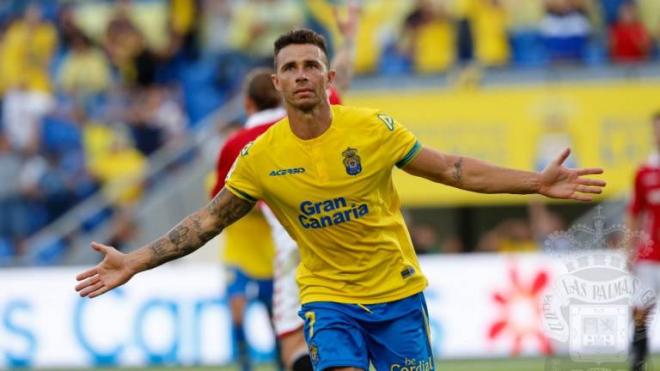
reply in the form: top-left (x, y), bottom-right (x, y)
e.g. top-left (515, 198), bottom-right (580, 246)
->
top-left (287, 95), bottom-right (321, 113)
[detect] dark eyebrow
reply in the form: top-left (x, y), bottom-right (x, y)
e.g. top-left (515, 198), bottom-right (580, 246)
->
top-left (279, 58), bottom-right (324, 72)
top-left (280, 61), bottom-right (296, 71)
top-left (304, 59), bottom-right (322, 66)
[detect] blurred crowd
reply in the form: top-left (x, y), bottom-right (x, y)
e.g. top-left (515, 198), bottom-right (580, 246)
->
top-left (392, 0), bottom-right (660, 72)
top-left (0, 0), bottom-right (656, 263)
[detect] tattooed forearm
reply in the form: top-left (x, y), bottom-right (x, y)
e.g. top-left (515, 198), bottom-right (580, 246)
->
top-left (168, 225), bottom-right (190, 245)
top-left (453, 157), bottom-right (464, 186)
top-left (206, 189), bottom-right (254, 227)
top-left (150, 238), bottom-right (169, 258)
top-left (144, 189), bottom-right (253, 269)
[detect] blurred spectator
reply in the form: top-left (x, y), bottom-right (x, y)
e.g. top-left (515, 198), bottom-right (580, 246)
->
top-left (1, 3), bottom-right (57, 153)
top-left (107, 207), bottom-right (138, 252)
top-left (540, 0), bottom-right (591, 62)
top-left (0, 3), bottom-right (57, 93)
top-left (441, 234), bottom-right (465, 253)
top-left (401, 0), bottom-right (455, 73)
top-left (609, 1), bottom-right (651, 63)
top-left (200, 0), bottom-right (234, 55)
top-left (229, 0), bottom-right (303, 65)
top-left (478, 218), bottom-right (537, 252)
top-left (0, 134), bottom-right (21, 199)
top-left (471, 0), bottom-right (510, 67)
top-left (0, 133), bottom-right (23, 252)
top-left (410, 223), bottom-right (441, 254)
top-left (168, 0), bottom-right (199, 61)
top-left (86, 126), bottom-right (146, 206)
top-left (126, 86), bottom-right (187, 155)
top-left (103, 1), bottom-right (155, 87)
top-left (305, 0), bottom-right (406, 74)
top-left (56, 30), bottom-right (112, 98)
top-left (528, 201), bottom-right (566, 247)
top-left (501, 0), bottom-right (545, 31)
top-left (56, 3), bottom-right (82, 50)
top-left (601, 0), bottom-right (628, 25)
top-left (637, 0), bottom-right (660, 49)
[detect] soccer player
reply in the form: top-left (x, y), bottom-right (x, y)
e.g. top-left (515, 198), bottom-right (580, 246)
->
top-left (210, 68), bottom-right (281, 371)
top-left (211, 6), bottom-right (358, 370)
top-left (629, 112), bottom-right (660, 371)
top-left (75, 29), bottom-right (606, 370)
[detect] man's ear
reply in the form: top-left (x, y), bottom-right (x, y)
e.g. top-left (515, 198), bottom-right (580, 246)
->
top-left (326, 69), bottom-right (336, 86)
top-left (271, 74), bottom-right (281, 92)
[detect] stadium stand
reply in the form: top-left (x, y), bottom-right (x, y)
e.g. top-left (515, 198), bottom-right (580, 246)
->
top-left (0, 0), bottom-right (658, 264)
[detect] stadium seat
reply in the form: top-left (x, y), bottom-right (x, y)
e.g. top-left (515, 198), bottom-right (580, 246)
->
top-left (80, 206), bottom-right (114, 233)
top-left (378, 43), bottom-right (412, 76)
top-left (41, 115), bottom-right (83, 155)
top-left (509, 31), bottom-right (548, 67)
top-left (32, 236), bottom-right (67, 265)
top-left (0, 237), bottom-right (14, 265)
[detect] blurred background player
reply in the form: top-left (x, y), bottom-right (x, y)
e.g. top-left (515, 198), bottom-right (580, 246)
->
top-left (628, 112), bottom-right (660, 371)
top-left (209, 69), bottom-right (280, 371)
top-left (209, 5), bottom-right (359, 370)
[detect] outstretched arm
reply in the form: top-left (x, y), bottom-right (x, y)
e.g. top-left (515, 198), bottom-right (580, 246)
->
top-left (404, 147), bottom-right (605, 201)
top-left (75, 189), bottom-right (254, 298)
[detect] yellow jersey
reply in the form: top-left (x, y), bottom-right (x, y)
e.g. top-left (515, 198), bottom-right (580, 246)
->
top-left (222, 208), bottom-right (275, 279)
top-left (225, 105), bottom-right (427, 304)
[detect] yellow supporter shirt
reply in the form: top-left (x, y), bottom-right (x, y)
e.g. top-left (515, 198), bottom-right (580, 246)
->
top-left (0, 20), bottom-right (57, 93)
top-left (414, 20), bottom-right (455, 73)
top-left (472, 0), bottom-right (510, 66)
top-left (226, 105), bottom-right (427, 304)
top-left (222, 209), bottom-right (275, 279)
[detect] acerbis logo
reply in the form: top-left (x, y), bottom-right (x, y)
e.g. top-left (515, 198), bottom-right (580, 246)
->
top-left (269, 168), bottom-right (305, 176)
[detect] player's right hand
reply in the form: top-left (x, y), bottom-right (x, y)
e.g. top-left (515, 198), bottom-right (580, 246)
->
top-left (75, 242), bottom-right (134, 298)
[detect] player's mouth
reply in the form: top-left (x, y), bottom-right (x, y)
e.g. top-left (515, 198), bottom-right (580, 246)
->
top-left (294, 88), bottom-right (314, 96)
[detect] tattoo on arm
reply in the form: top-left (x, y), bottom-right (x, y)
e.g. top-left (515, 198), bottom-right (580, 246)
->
top-left (146, 189), bottom-right (254, 268)
top-left (453, 157), bottom-right (464, 186)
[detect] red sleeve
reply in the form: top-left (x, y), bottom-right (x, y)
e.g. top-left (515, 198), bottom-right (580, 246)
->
top-left (210, 135), bottom-right (241, 198)
top-left (210, 124), bottom-right (275, 198)
top-left (328, 86), bottom-right (342, 105)
top-left (629, 168), bottom-right (646, 217)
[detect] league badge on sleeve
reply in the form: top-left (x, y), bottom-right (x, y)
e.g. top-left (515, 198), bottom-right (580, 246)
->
top-left (342, 147), bottom-right (362, 176)
top-left (240, 141), bottom-right (254, 157)
top-left (377, 113), bottom-right (395, 131)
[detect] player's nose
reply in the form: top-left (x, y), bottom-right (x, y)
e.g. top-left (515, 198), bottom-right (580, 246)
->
top-left (295, 74), bottom-right (309, 84)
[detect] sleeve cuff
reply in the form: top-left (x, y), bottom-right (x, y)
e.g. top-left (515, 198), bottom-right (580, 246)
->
top-left (226, 184), bottom-right (258, 203)
top-left (396, 141), bottom-right (422, 169)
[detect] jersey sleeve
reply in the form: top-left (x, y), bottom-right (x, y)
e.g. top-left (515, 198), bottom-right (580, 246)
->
top-left (224, 142), bottom-right (262, 203)
top-left (210, 139), bottom-right (236, 198)
top-left (375, 112), bottom-right (422, 169)
top-left (629, 168), bottom-right (646, 217)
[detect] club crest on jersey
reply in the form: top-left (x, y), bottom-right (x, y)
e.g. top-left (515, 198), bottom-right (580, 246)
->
top-left (342, 147), bottom-right (362, 176)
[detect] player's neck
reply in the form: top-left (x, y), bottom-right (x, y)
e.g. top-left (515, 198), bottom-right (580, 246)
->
top-left (286, 101), bottom-right (333, 140)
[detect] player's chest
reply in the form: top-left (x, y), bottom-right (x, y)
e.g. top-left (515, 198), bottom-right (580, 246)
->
top-left (258, 140), bottom-right (388, 196)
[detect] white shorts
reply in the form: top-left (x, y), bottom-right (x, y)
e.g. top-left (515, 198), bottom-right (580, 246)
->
top-left (633, 261), bottom-right (660, 309)
top-left (261, 205), bottom-right (304, 337)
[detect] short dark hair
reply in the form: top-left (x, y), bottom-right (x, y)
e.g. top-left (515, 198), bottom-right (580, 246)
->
top-left (273, 29), bottom-right (329, 68)
top-left (244, 67), bottom-right (281, 111)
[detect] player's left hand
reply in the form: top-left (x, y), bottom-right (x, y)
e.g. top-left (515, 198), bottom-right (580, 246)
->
top-left (538, 148), bottom-right (606, 201)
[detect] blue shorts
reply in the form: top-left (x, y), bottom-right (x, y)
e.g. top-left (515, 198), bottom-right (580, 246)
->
top-left (226, 266), bottom-right (274, 309)
top-left (299, 292), bottom-right (434, 371)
